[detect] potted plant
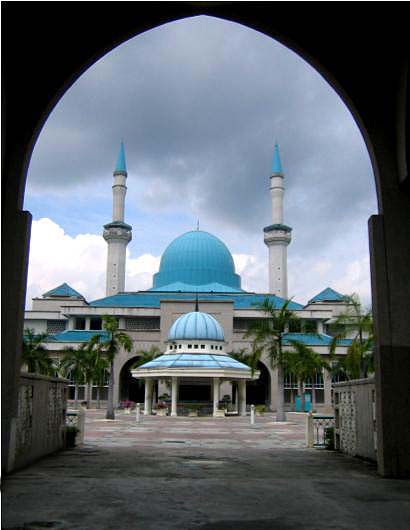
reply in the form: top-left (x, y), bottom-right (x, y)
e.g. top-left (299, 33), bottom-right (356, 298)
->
top-left (156, 402), bottom-right (168, 416)
top-left (65, 425), bottom-right (80, 448)
top-left (255, 405), bottom-right (266, 416)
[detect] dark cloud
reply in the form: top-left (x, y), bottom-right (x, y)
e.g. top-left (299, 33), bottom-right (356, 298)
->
top-left (26, 15), bottom-right (377, 301)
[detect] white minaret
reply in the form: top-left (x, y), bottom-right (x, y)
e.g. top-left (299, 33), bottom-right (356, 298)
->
top-left (103, 142), bottom-right (132, 296)
top-left (263, 143), bottom-right (292, 298)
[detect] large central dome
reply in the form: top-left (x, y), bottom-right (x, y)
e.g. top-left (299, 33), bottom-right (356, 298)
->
top-left (151, 230), bottom-right (242, 292)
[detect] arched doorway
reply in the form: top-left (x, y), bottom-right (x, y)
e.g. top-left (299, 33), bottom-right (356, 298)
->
top-left (246, 362), bottom-right (270, 407)
top-left (119, 357), bottom-right (158, 405)
top-left (4, 5), bottom-right (409, 477)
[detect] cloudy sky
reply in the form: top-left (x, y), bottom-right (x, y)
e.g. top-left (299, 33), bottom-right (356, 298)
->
top-left (25, 16), bottom-right (377, 308)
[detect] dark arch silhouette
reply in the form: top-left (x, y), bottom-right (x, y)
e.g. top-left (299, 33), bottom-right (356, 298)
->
top-left (3, 4), bottom-right (409, 477)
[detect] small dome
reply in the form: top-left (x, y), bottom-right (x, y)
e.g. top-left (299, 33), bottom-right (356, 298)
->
top-left (152, 230), bottom-right (241, 292)
top-left (168, 311), bottom-right (224, 341)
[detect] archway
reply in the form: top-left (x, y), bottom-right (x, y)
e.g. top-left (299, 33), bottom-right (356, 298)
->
top-left (3, 5), bottom-right (409, 478)
top-left (246, 362), bottom-right (270, 407)
top-left (119, 357), bottom-right (158, 405)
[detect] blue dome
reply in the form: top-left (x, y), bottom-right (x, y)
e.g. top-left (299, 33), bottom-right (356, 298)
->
top-left (152, 231), bottom-right (242, 292)
top-left (168, 311), bottom-right (224, 341)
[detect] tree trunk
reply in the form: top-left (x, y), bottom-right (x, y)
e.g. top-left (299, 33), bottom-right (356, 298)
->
top-left (276, 365), bottom-right (287, 421)
top-left (96, 387), bottom-right (101, 409)
top-left (74, 384), bottom-right (79, 409)
top-left (86, 383), bottom-right (92, 409)
top-left (106, 360), bottom-right (115, 420)
top-left (299, 379), bottom-right (305, 412)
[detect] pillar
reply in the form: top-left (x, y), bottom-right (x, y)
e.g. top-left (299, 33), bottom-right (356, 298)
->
top-left (144, 379), bottom-right (152, 415)
top-left (171, 377), bottom-right (178, 417)
top-left (238, 380), bottom-right (247, 416)
top-left (213, 377), bottom-right (220, 416)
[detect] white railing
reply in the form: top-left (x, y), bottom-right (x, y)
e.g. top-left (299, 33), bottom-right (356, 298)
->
top-left (8, 373), bottom-right (68, 472)
top-left (333, 378), bottom-right (376, 461)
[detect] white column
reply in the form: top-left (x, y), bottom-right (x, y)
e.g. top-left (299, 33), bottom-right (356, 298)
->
top-left (213, 377), bottom-right (220, 416)
top-left (144, 379), bottom-right (152, 415)
top-left (171, 377), bottom-right (178, 417)
top-left (85, 317), bottom-right (90, 330)
top-left (238, 380), bottom-right (247, 416)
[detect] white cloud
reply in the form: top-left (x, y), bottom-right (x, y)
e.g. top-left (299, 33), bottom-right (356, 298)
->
top-left (26, 218), bottom-right (371, 310)
top-left (26, 219), bottom-right (160, 307)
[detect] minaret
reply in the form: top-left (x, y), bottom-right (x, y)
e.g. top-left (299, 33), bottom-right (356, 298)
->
top-left (103, 142), bottom-right (132, 296)
top-left (263, 143), bottom-right (292, 298)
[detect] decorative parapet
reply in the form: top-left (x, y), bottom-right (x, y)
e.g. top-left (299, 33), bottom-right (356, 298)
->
top-left (8, 373), bottom-right (68, 472)
top-left (333, 378), bottom-right (376, 461)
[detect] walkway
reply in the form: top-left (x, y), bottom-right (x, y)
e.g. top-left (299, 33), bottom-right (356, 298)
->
top-left (3, 411), bottom-right (410, 530)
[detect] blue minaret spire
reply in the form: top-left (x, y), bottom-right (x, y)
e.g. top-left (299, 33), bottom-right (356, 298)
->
top-left (103, 140), bottom-right (132, 296)
top-left (272, 142), bottom-right (283, 174)
top-left (115, 141), bottom-right (127, 174)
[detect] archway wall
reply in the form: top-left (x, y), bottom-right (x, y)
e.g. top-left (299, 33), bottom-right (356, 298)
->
top-left (3, 4), bottom-right (409, 476)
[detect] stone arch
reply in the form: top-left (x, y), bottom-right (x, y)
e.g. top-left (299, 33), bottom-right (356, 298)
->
top-left (4, 5), bottom-right (409, 476)
top-left (246, 359), bottom-right (272, 408)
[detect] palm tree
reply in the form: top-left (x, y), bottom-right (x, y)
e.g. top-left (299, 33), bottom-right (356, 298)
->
top-left (81, 335), bottom-right (104, 409)
top-left (285, 340), bottom-right (329, 412)
top-left (22, 329), bottom-right (54, 375)
top-left (331, 294), bottom-right (373, 379)
top-left (245, 298), bottom-right (300, 422)
top-left (131, 346), bottom-right (161, 369)
top-left (92, 353), bottom-right (110, 409)
top-left (60, 344), bottom-right (88, 408)
top-left (100, 315), bottom-right (132, 420)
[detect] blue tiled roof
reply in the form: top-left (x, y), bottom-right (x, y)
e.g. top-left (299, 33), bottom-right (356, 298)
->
top-left (169, 312), bottom-right (224, 341)
top-left (42, 283), bottom-right (84, 299)
top-left (103, 221), bottom-right (132, 231)
top-left (150, 281), bottom-right (243, 293)
top-left (137, 353), bottom-right (251, 371)
top-left (283, 333), bottom-right (352, 347)
top-left (89, 291), bottom-right (304, 310)
top-left (47, 330), bottom-right (110, 343)
top-left (308, 287), bottom-right (346, 304)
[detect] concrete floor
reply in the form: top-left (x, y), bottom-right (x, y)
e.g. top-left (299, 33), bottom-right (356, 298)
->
top-left (3, 411), bottom-right (410, 530)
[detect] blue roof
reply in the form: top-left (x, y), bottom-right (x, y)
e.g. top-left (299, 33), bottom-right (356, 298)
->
top-left (150, 281), bottom-right (242, 293)
top-left (136, 353), bottom-right (251, 371)
top-left (282, 333), bottom-right (352, 346)
top-left (151, 231), bottom-right (242, 292)
top-left (115, 141), bottom-right (127, 173)
top-left (89, 291), bottom-right (304, 310)
top-left (308, 287), bottom-right (346, 304)
top-left (272, 143), bottom-right (283, 174)
top-left (169, 311), bottom-right (224, 341)
top-left (47, 330), bottom-right (110, 343)
top-left (42, 283), bottom-right (84, 299)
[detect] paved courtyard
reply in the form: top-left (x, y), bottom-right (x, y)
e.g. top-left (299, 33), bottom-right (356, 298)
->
top-left (84, 410), bottom-right (307, 449)
top-left (3, 410), bottom-right (410, 530)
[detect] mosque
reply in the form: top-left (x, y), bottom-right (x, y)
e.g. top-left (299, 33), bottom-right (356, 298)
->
top-left (24, 143), bottom-right (353, 415)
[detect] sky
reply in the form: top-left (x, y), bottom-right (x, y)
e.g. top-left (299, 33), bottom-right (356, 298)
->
top-left (25, 16), bottom-right (377, 309)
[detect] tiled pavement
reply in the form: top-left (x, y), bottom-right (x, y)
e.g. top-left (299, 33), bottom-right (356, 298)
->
top-left (85, 410), bottom-right (307, 449)
top-left (4, 410), bottom-right (410, 530)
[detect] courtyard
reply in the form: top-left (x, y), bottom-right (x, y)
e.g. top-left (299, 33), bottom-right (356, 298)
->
top-left (3, 410), bottom-right (410, 530)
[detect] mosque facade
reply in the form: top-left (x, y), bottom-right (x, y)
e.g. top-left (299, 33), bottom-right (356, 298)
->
top-left (24, 143), bottom-right (354, 413)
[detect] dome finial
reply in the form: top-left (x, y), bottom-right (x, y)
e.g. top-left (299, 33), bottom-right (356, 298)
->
top-left (195, 293), bottom-right (199, 312)
top-left (196, 219), bottom-right (200, 231)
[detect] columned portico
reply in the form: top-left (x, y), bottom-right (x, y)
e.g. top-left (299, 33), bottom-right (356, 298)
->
top-left (171, 377), bottom-right (178, 417)
top-left (213, 377), bottom-right (220, 416)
